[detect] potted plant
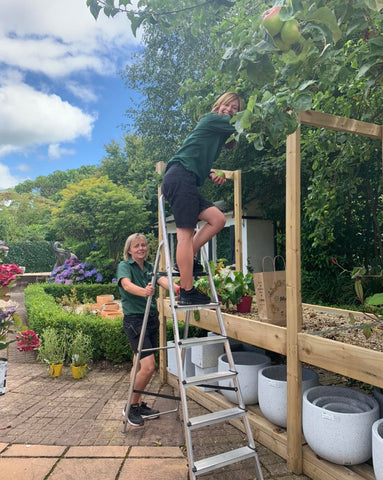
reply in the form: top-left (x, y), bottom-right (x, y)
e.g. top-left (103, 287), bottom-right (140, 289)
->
top-left (223, 270), bottom-right (255, 312)
top-left (37, 327), bottom-right (66, 377)
top-left (68, 330), bottom-right (93, 379)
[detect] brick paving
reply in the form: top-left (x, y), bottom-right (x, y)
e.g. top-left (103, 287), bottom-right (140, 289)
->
top-left (0, 289), bottom-right (311, 480)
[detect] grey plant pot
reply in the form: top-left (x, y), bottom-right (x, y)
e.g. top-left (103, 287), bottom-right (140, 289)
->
top-left (218, 351), bottom-right (270, 405)
top-left (303, 385), bottom-right (379, 465)
top-left (373, 418), bottom-right (383, 480)
top-left (258, 364), bottom-right (319, 428)
top-left (0, 358), bottom-right (7, 395)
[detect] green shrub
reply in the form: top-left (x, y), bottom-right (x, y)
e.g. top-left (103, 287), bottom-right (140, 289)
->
top-left (25, 283), bottom-right (129, 363)
top-left (6, 241), bottom-right (55, 273)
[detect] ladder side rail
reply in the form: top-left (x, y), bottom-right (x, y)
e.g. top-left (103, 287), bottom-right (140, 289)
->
top-left (122, 240), bottom-right (163, 432)
top-left (159, 194), bottom-right (196, 477)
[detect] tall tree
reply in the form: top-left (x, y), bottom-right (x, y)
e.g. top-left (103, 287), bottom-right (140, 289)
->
top-left (51, 176), bottom-right (149, 279)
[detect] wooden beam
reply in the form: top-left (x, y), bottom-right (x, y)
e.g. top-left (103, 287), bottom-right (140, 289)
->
top-left (163, 300), bottom-right (287, 355)
top-left (156, 161), bottom-right (167, 383)
top-left (286, 127), bottom-right (303, 473)
top-left (233, 170), bottom-right (242, 270)
top-left (299, 111), bottom-right (382, 139)
top-left (298, 332), bottom-right (383, 388)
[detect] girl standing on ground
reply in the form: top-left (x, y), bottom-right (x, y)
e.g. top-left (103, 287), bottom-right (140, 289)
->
top-left (161, 92), bottom-right (244, 305)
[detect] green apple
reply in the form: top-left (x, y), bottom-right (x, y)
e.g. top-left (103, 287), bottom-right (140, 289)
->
top-left (262, 6), bottom-right (283, 37)
top-left (273, 35), bottom-right (290, 52)
top-left (280, 19), bottom-right (300, 46)
top-left (216, 171), bottom-right (226, 179)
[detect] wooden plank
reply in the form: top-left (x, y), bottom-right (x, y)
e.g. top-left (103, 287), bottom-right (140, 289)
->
top-left (299, 110), bottom-right (382, 139)
top-left (302, 445), bottom-right (370, 480)
top-left (156, 161), bottom-right (167, 383)
top-left (303, 303), bottom-right (373, 321)
top-left (286, 126), bottom-right (303, 472)
top-left (298, 332), bottom-right (383, 388)
top-left (162, 300), bottom-right (287, 355)
top-left (233, 170), bottom-right (242, 270)
top-left (349, 464), bottom-right (376, 480)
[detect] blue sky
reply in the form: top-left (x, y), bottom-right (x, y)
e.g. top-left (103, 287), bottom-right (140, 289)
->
top-left (0, 0), bottom-right (143, 190)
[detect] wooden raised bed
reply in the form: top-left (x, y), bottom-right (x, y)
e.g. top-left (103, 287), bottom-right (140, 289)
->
top-left (157, 110), bottom-right (382, 480)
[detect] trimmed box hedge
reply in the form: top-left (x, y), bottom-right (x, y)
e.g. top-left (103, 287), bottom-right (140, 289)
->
top-left (24, 283), bottom-right (205, 365)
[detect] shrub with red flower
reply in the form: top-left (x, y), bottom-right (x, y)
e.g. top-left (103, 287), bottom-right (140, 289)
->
top-left (16, 330), bottom-right (41, 352)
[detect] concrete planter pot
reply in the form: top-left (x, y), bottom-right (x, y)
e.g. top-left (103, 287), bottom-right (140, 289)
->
top-left (372, 418), bottom-right (383, 480)
top-left (218, 351), bottom-right (270, 405)
top-left (258, 364), bottom-right (319, 427)
top-left (0, 358), bottom-right (7, 395)
top-left (303, 385), bottom-right (379, 465)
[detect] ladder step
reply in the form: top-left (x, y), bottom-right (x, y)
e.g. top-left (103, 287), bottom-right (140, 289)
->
top-left (188, 407), bottom-right (246, 430)
top-left (179, 335), bottom-right (226, 348)
top-left (183, 370), bottom-right (236, 387)
top-left (193, 445), bottom-right (257, 476)
top-left (175, 302), bottom-right (219, 311)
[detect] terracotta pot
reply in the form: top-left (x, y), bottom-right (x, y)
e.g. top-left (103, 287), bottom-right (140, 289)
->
top-left (71, 364), bottom-right (87, 379)
top-left (103, 302), bottom-right (119, 311)
top-left (96, 294), bottom-right (114, 305)
top-left (49, 363), bottom-right (63, 378)
top-left (236, 296), bottom-right (253, 313)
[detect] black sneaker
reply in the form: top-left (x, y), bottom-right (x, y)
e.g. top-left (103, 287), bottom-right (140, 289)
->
top-left (173, 257), bottom-right (204, 275)
top-left (140, 401), bottom-right (160, 419)
top-left (178, 287), bottom-right (211, 305)
top-left (127, 403), bottom-right (144, 427)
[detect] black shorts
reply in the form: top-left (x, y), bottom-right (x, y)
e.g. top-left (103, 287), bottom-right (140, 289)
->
top-left (123, 313), bottom-right (159, 358)
top-left (161, 162), bottom-right (212, 229)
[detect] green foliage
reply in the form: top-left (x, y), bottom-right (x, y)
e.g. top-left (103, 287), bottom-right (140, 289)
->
top-left (25, 283), bottom-right (131, 364)
top-left (68, 330), bottom-right (94, 366)
top-left (37, 327), bottom-right (67, 365)
top-left (43, 282), bottom-right (120, 302)
top-left (52, 176), bottom-right (149, 276)
top-left (5, 241), bottom-right (56, 273)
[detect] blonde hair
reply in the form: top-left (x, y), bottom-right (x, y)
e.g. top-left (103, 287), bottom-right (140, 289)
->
top-left (211, 92), bottom-right (244, 114)
top-left (123, 233), bottom-right (147, 260)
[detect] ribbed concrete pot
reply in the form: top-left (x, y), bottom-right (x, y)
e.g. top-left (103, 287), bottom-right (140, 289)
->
top-left (372, 418), bottom-right (383, 480)
top-left (258, 364), bottom-right (319, 428)
top-left (303, 385), bottom-right (379, 465)
top-left (218, 351), bottom-right (270, 405)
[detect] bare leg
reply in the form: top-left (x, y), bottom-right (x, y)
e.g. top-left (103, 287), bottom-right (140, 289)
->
top-left (130, 354), bottom-right (156, 405)
top-left (193, 206), bottom-right (226, 254)
top-left (176, 227), bottom-right (194, 290)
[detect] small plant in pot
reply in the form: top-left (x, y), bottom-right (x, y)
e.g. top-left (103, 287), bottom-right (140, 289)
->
top-left (223, 271), bottom-right (255, 312)
top-left (68, 330), bottom-right (93, 379)
top-left (38, 327), bottom-right (66, 377)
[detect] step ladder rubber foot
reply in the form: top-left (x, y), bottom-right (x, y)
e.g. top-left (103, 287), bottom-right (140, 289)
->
top-left (192, 445), bottom-right (259, 476)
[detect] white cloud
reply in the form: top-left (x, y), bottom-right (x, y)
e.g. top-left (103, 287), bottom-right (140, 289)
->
top-left (0, 163), bottom-right (25, 190)
top-left (48, 144), bottom-right (76, 159)
top-left (0, 78), bottom-right (96, 155)
top-left (66, 81), bottom-right (98, 103)
top-left (16, 163), bottom-right (31, 173)
top-left (0, 0), bottom-right (141, 77)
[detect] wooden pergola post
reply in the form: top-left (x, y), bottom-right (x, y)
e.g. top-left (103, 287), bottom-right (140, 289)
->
top-left (286, 127), bottom-right (303, 473)
top-left (233, 169), bottom-right (242, 270)
top-left (156, 161), bottom-right (167, 383)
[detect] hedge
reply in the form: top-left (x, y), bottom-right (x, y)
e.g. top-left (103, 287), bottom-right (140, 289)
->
top-left (6, 241), bottom-right (56, 273)
top-left (24, 283), bottom-right (205, 365)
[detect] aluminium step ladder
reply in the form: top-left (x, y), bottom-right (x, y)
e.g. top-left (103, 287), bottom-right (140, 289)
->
top-left (122, 194), bottom-right (264, 480)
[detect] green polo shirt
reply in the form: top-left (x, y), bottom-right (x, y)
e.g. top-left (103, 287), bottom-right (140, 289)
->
top-left (117, 258), bottom-right (158, 315)
top-left (165, 113), bottom-right (235, 186)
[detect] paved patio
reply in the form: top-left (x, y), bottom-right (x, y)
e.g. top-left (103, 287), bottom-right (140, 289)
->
top-left (0, 289), bottom-right (311, 480)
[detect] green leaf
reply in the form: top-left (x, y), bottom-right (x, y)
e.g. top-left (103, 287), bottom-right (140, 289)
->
top-left (88, 0), bottom-right (102, 20)
top-left (294, 93), bottom-right (313, 111)
top-left (307, 7), bottom-right (342, 43)
top-left (363, 0), bottom-right (383, 11)
top-left (365, 293), bottom-right (383, 306)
